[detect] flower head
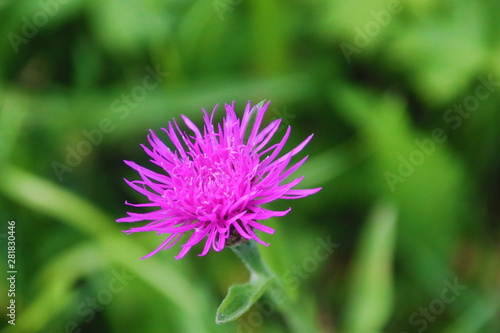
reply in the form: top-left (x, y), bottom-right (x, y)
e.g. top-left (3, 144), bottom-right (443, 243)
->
top-left (117, 101), bottom-right (321, 259)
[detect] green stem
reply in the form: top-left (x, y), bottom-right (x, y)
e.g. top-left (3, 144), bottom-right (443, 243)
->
top-left (230, 240), bottom-right (318, 333)
top-left (230, 240), bottom-right (271, 277)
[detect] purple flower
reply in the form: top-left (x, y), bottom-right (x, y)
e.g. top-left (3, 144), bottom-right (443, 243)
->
top-left (117, 101), bottom-right (321, 259)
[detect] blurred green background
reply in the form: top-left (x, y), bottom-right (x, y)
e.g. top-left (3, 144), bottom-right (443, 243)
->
top-left (1, 0), bottom-right (499, 332)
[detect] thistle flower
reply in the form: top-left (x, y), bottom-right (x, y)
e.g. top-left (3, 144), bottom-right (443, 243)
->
top-left (117, 101), bottom-right (321, 259)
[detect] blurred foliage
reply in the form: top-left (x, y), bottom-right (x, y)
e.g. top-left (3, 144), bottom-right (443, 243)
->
top-left (1, 0), bottom-right (500, 332)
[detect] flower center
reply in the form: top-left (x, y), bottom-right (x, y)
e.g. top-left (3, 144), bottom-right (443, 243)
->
top-left (167, 146), bottom-right (258, 222)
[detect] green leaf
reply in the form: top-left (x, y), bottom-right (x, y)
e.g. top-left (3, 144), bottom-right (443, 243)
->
top-left (217, 240), bottom-right (319, 331)
top-left (216, 274), bottom-right (273, 324)
top-left (216, 241), bottom-right (274, 324)
top-left (343, 200), bottom-right (398, 333)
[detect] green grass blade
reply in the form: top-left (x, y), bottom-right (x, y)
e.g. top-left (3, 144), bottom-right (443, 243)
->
top-left (343, 200), bottom-right (398, 333)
